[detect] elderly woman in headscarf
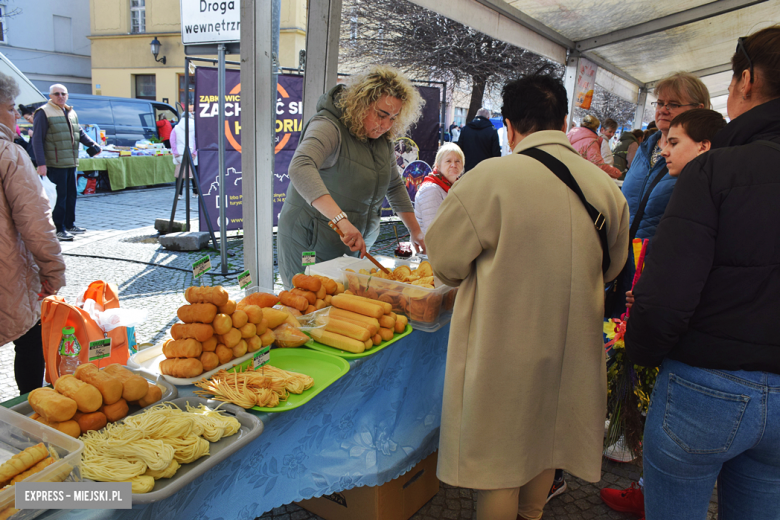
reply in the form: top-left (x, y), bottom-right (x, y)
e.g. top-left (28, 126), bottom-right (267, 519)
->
top-left (567, 115), bottom-right (622, 179)
top-left (277, 65), bottom-right (425, 288)
top-left (0, 73), bottom-right (65, 394)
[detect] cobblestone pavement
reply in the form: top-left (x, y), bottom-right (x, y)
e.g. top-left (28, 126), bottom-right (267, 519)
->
top-left (0, 185), bottom-right (718, 519)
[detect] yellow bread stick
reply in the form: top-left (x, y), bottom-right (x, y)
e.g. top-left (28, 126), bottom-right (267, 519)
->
top-left (337, 293), bottom-right (393, 314)
top-left (310, 328), bottom-right (366, 353)
top-left (378, 314), bottom-right (396, 330)
top-left (0, 443), bottom-right (48, 482)
top-left (324, 318), bottom-right (371, 342)
top-left (378, 327), bottom-right (394, 341)
top-left (328, 307), bottom-right (381, 331)
top-left (372, 334), bottom-right (382, 346)
top-left (331, 294), bottom-right (384, 318)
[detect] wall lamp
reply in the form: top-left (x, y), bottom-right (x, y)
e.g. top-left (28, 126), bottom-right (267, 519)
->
top-left (150, 37), bottom-right (166, 65)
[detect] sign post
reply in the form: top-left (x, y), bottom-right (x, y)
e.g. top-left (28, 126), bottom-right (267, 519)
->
top-left (181, 0), bottom-right (241, 275)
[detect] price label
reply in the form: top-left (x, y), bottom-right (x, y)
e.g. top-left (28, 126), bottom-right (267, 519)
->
top-left (253, 347), bottom-right (270, 370)
top-left (302, 251), bottom-right (316, 267)
top-left (88, 338), bottom-right (112, 362)
top-left (238, 270), bottom-right (252, 289)
top-left (192, 256), bottom-right (212, 279)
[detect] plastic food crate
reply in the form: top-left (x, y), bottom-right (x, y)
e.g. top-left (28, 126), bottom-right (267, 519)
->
top-left (0, 406), bottom-right (84, 519)
top-left (340, 255), bottom-right (457, 333)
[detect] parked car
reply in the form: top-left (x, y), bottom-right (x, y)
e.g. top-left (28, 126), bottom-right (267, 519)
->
top-left (65, 94), bottom-right (179, 146)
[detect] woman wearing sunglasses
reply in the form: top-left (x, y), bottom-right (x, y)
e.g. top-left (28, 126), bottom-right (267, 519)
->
top-left (626, 26), bottom-right (780, 520)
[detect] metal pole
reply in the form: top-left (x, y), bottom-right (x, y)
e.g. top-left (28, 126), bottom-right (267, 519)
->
top-left (217, 44), bottom-right (228, 275)
top-left (184, 57), bottom-right (191, 230)
top-left (634, 87), bottom-right (648, 130)
top-left (440, 81), bottom-right (447, 145)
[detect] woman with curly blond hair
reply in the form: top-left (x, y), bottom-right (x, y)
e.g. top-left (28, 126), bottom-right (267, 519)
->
top-left (278, 65), bottom-right (425, 288)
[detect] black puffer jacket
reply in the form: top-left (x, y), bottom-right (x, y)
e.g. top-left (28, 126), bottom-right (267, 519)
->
top-left (456, 116), bottom-right (501, 172)
top-left (626, 96), bottom-right (780, 373)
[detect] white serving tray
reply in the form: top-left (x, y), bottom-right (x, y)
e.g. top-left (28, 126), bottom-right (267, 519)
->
top-left (127, 344), bottom-right (255, 386)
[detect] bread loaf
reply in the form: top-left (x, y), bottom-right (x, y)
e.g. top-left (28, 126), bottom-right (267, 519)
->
top-left (28, 387), bottom-right (77, 423)
top-left (160, 358), bottom-right (203, 379)
top-left (72, 411), bottom-right (107, 433)
top-left (103, 364), bottom-right (149, 402)
top-left (101, 399), bottom-right (129, 422)
top-left (163, 338), bottom-right (202, 359)
top-left (74, 363), bottom-right (123, 405)
top-left (54, 374), bottom-right (103, 413)
top-left (137, 383), bottom-right (162, 407)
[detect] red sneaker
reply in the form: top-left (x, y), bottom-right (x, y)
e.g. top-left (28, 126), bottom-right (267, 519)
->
top-left (600, 482), bottom-right (645, 516)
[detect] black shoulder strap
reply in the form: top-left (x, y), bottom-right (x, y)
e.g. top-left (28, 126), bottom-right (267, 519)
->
top-left (519, 148), bottom-right (610, 275)
top-left (629, 166), bottom-right (668, 242)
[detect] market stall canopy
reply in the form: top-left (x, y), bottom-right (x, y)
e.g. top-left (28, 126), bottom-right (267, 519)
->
top-left (0, 52), bottom-right (46, 106)
top-left (410, 0), bottom-right (777, 104)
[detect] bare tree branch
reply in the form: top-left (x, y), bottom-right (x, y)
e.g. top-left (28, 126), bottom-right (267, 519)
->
top-left (339, 0), bottom-right (560, 121)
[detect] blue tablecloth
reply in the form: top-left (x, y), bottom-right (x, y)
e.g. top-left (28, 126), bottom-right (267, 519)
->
top-left (43, 326), bottom-right (449, 519)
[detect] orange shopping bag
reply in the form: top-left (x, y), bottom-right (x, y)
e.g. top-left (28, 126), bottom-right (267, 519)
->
top-left (40, 281), bottom-right (129, 384)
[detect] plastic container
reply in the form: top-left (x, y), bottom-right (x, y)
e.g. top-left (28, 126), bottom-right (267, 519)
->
top-left (340, 255), bottom-right (457, 333)
top-left (305, 255), bottom-right (363, 285)
top-left (0, 406), bottom-right (84, 519)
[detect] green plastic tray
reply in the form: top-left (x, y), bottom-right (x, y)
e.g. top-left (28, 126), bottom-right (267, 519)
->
top-left (303, 324), bottom-right (413, 359)
top-left (230, 348), bottom-right (350, 413)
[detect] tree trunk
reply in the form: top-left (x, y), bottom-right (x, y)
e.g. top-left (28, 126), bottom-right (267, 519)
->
top-left (466, 76), bottom-right (487, 122)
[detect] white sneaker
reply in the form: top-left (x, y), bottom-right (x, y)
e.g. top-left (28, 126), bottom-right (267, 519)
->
top-left (178, 194), bottom-right (182, 200)
top-left (192, 193), bottom-right (198, 198)
top-left (604, 436), bottom-right (637, 463)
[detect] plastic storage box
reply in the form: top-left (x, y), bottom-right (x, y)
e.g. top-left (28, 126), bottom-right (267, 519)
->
top-left (0, 406), bottom-right (84, 519)
top-left (340, 255), bottom-right (457, 333)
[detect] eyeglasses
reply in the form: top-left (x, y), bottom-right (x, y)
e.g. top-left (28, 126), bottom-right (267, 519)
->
top-left (51, 92), bottom-right (68, 97)
top-left (736, 36), bottom-right (755, 84)
top-left (650, 101), bottom-right (698, 110)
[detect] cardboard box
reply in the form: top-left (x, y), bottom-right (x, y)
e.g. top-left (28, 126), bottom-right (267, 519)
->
top-left (297, 452), bottom-right (439, 520)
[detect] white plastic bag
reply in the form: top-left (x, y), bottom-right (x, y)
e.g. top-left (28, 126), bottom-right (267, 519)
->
top-left (40, 175), bottom-right (57, 212)
top-left (81, 298), bottom-right (147, 333)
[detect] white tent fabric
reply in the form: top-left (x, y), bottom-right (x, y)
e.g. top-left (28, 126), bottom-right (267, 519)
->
top-left (0, 52), bottom-right (46, 106)
top-left (413, 0), bottom-right (779, 106)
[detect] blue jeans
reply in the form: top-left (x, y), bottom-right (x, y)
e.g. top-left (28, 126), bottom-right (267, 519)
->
top-left (643, 359), bottom-right (780, 520)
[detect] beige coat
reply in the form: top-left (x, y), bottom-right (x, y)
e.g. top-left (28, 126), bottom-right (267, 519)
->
top-left (0, 123), bottom-right (66, 345)
top-left (426, 131), bottom-right (629, 489)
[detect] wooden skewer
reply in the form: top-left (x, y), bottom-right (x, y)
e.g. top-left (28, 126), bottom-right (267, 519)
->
top-left (328, 221), bottom-right (391, 275)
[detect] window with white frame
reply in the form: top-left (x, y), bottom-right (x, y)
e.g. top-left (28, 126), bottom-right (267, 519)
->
top-left (130, 0), bottom-right (145, 34)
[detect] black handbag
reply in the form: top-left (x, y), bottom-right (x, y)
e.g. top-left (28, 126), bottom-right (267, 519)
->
top-left (604, 165), bottom-right (669, 317)
top-left (519, 148), bottom-right (611, 275)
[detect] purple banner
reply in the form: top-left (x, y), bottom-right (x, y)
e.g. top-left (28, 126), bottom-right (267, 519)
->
top-left (274, 75), bottom-right (304, 226)
top-left (194, 67), bottom-right (243, 231)
top-left (194, 70), bottom-right (303, 229)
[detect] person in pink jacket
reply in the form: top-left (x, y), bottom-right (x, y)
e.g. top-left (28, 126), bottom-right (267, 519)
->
top-left (0, 73), bottom-right (65, 394)
top-left (567, 115), bottom-right (622, 179)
